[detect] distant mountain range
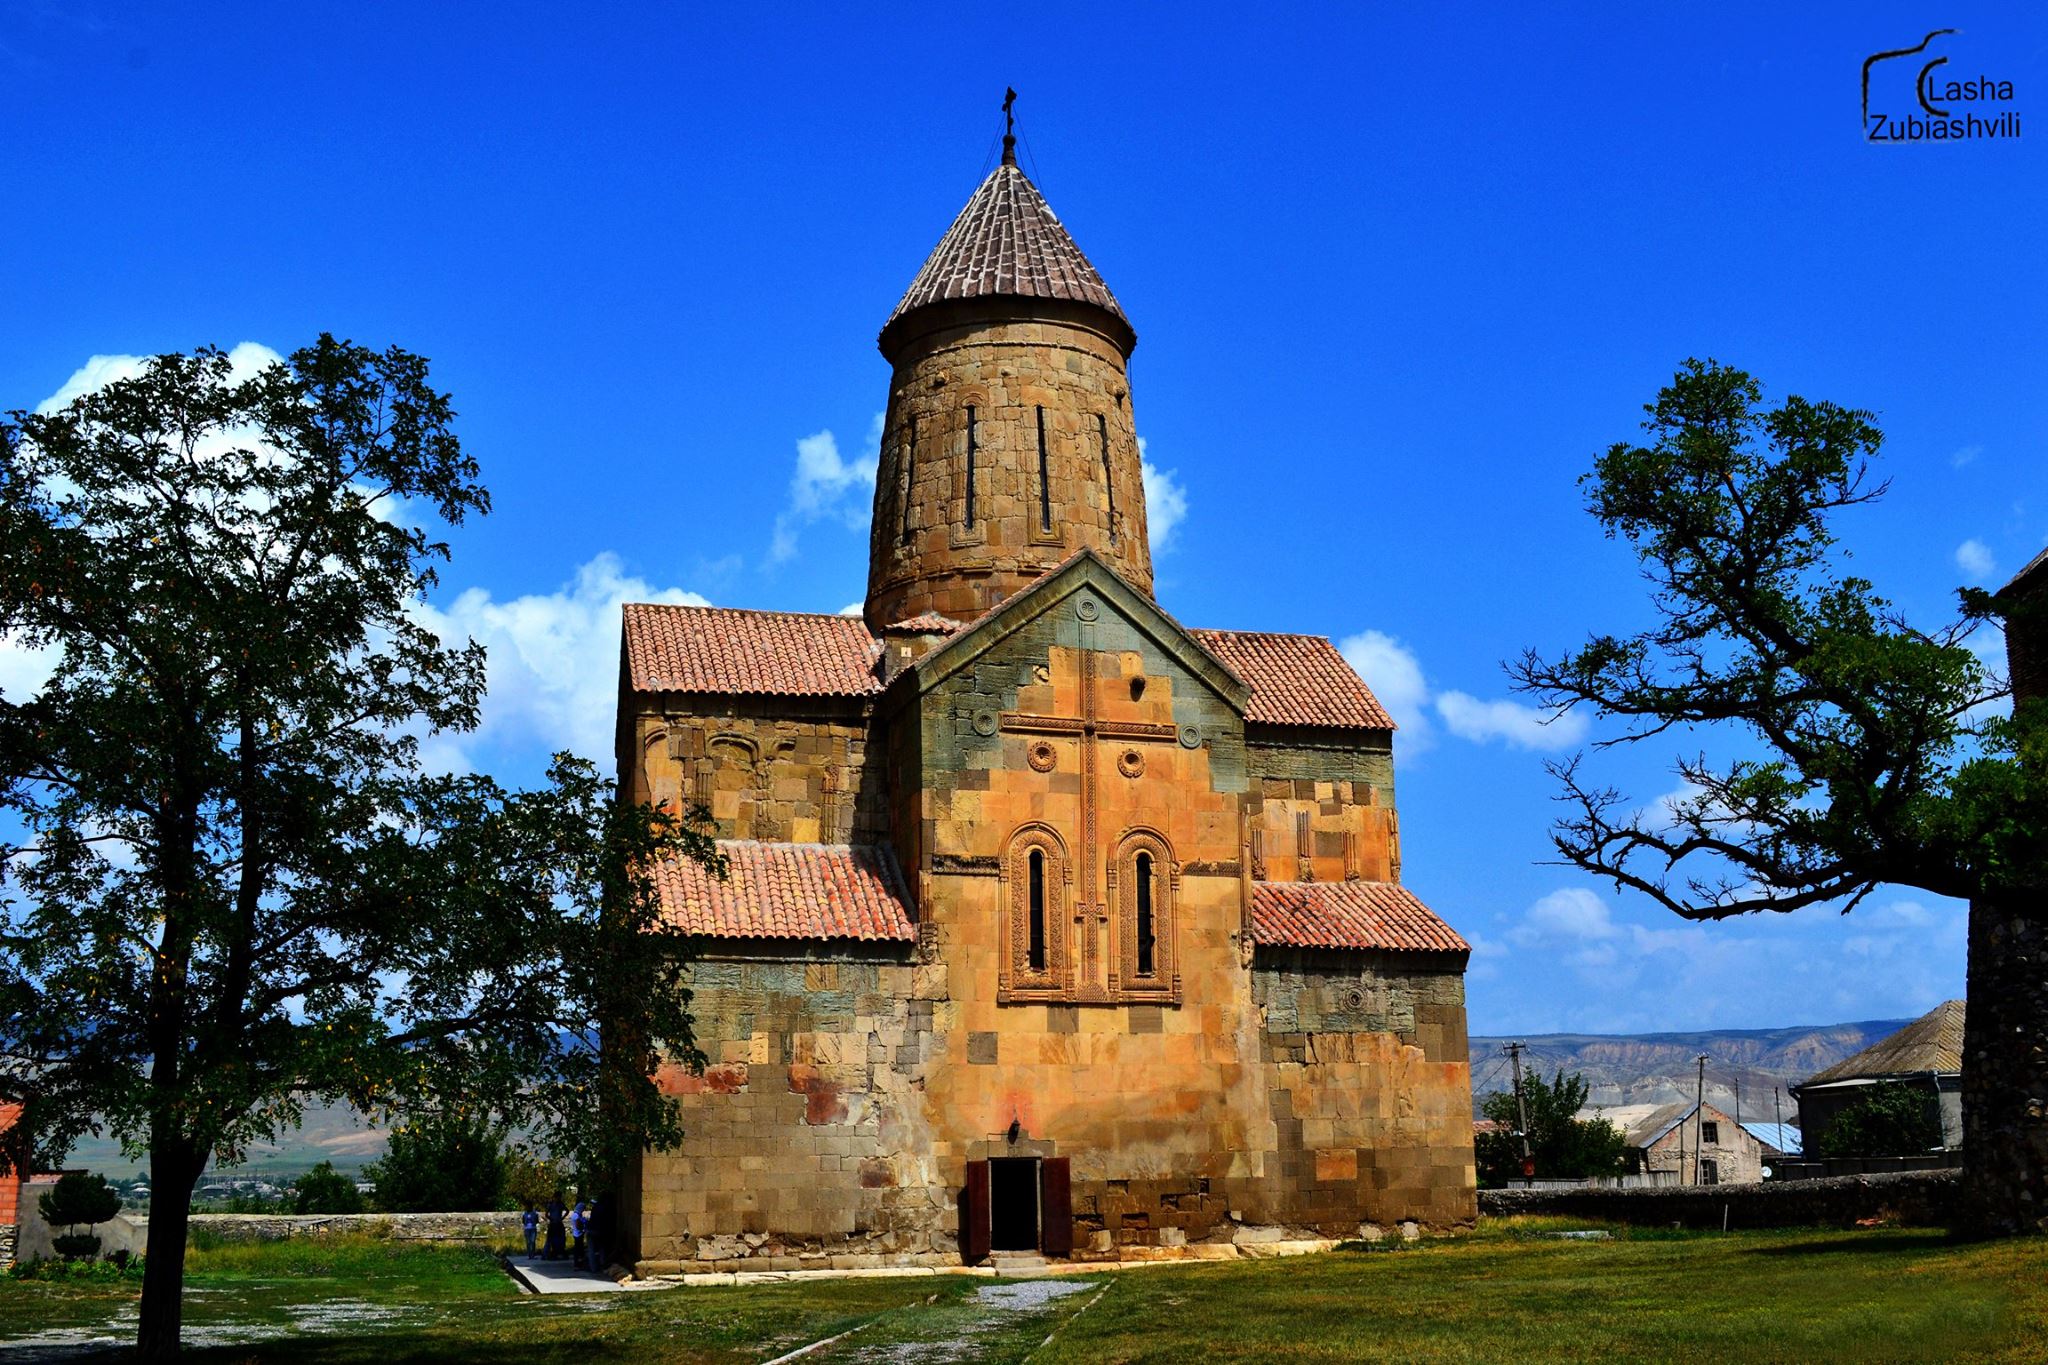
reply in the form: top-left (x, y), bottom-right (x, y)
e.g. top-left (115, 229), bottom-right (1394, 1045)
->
top-left (1470, 1019), bottom-right (1913, 1128)
top-left (68, 1100), bottom-right (386, 1180)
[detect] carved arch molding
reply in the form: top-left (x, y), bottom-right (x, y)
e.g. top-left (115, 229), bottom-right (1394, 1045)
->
top-left (998, 822), bottom-right (1181, 1007)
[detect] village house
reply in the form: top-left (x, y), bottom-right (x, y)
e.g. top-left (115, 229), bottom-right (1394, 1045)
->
top-left (1605, 1102), bottom-right (1767, 1186)
top-left (612, 121), bottom-right (1476, 1273)
top-left (1792, 999), bottom-right (1965, 1155)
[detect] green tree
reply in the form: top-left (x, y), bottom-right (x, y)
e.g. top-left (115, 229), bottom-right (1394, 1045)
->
top-left (39, 1170), bottom-right (122, 1259)
top-left (291, 1161), bottom-right (365, 1215)
top-left (1513, 359), bottom-right (2046, 1236)
top-left (0, 341), bottom-right (723, 1357)
top-left (504, 1145), bottom-right (564, 1210)
top-left (1812, 1082), bottom-right (1945, 1160)
top-left (1474, 1070), bottom-right (1628, 1186)
top-left (366, 1114), bottom-right (506, 1212)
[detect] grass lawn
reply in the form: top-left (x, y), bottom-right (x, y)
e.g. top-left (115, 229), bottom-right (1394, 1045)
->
top-left (1, 1219), bottom-right (2044, 1362)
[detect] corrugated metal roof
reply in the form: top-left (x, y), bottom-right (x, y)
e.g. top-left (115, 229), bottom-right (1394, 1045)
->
top-left (1801, 1000), bottom-right (1965, 1086)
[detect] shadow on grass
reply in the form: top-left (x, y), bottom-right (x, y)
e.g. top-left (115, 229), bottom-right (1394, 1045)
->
top-left (1747, 1231), bottom-right (1954, 1257)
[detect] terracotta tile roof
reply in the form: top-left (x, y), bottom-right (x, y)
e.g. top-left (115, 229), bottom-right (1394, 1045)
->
top-left (622, 604), bottom-right (881, 698)
top-left (886, 164), bottom-right (1130, 337)
top-left (1250, 880), bottom-right (1467, 954)
top-left (1801, 1000), bottom-right (1966, 1086)
top-left (1190, 630), bottom-right (1395, 731)
top-left (652, 841), bottom-right (915, 943)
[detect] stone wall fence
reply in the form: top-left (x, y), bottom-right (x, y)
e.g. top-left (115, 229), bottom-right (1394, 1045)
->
top-left (185, 1211), bottom-right (522, 1243)
top-left (1478, 1168), bottom-right (1958, 1229)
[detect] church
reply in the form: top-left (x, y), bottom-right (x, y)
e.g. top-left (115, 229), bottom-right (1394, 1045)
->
top-left (614, 120), bottom-right (1476, 1272)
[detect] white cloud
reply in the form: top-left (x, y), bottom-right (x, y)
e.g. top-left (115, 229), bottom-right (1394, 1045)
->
top-left (769, 415), bottom-right (881, 564)
top-left (1136, 437), bottom-right (1189, 552)
top-left (837, 601), bottom-right (864, 617)
top-left (414, 553), bottom-right (708, 775)
top-left (1955, 538), bottom-right (1996, 581)
top-left (0, 632), bottom-right (60, 701)
top-left (1436, 690), bottom-right (1589, 751)
top-left (35, 342), bottom-right (285, 415)
top-left (1950, 444), bottom-right (1983, 469)
top-left (1338, 630), bottom-right (1432, 748)
top-left (1511, 887), bottom-right (1618, 946)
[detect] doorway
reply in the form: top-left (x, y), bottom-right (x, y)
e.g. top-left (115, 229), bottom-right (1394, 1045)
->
top-left (989, 1158), bottom-right (1040, 1251)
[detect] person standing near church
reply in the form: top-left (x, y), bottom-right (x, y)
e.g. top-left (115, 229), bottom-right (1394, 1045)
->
top-left (521, 1204), bottom-right (539, 1259)
top-left (570, 1196), bottom-right (589, 1269)
top-left (586, 1192), bottom-right (610, 1277)
top-left (544, 1194), bottom-right (566, 1260)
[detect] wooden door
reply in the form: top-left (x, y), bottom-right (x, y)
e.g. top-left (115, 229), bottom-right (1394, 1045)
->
top-left (962, 1159), bottom-right (991, 1264)
top-left (1039, 1157), bottom-right (1073, 1258)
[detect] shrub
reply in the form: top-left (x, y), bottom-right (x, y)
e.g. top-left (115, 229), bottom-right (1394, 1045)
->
top-left (366, 1114), bottom-right (506, 1212)
top-left (40, 1171), bottom-right (122, 1230)
top-left (9, 1252), bottom-right (144, 1282)
top-left (51, 1232), bottom-right (103, 1260)
top-left (1475, 1070), bottom-right (1630, 1186)
top-left (293, 1161), bottom-right (366, 1214)
top-left (1813, 1082), bottom-right (1944, 1159)
top-left (504, 1146), bottom-right (563, 1211)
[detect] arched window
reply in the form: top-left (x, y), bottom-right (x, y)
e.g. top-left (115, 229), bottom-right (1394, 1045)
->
top-left (1135, 851), bottom-right (1155, 977)
top-left (1112, 830), bottom-right (1179, 1003)
top-left (1028, 848), bottom-right (1047, 971)
top-left (1000, 825), bottom-right (1069, 1002)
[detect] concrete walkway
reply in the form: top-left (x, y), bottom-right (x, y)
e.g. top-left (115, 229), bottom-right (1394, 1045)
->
top-left (503, 1255), bottom-right (632, 1294)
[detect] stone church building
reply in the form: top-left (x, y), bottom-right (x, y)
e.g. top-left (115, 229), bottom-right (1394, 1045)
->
top-left (614, 131), bottom-right (1475, 1271)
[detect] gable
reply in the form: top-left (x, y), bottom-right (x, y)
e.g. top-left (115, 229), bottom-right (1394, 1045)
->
top-left (901, 549), bottom-right (1250, 716)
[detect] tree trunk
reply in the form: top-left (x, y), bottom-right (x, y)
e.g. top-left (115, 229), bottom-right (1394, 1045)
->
top-left (137, 1141), bottom-right (202, 1360)
top-left (1956, 890), bottom-right (2048, 1238)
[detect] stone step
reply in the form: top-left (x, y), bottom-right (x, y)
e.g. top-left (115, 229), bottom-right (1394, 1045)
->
top-left (987, 1251), bottom-right (1050, 1270)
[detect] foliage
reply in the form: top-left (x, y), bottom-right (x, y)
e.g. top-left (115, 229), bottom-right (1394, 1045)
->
top-left (292, 1160), bottom-right (365, 1214)
top-left (1512, 358), bottom-right (2040, 916)
top-left (51, 1232), bottom-right (105, 1260)
top-left (1511, 360), bottom-right (2048, 1236)
top-left (504, 1145), bottom-right (564, 1209)
top-left (1813, 1082), bottom-right (1946, 1159)
top-left (8, 1249), bottom-right (143, 1281)
top-left (0, 338), bottom-right (723, 1354)
top-left (1474, 1070), bottom-right (1629, 1186)
top-left (39, 1170), bottom-right (122, 1230)
top-left (367, 1113), bottom-right (506, 1212)
top-left (1509, 360), bottom-right (2048, 1236)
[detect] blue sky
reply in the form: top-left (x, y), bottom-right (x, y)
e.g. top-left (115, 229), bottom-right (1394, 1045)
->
top-left (4, 4), bottom-right (2043, 1035)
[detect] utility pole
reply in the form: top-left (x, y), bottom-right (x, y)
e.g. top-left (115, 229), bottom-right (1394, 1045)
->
top-left (1775, 1086), bottom-right (1786, 1153)
top-left (1505, 1042), bottom-right (1533, 1182)
top-left (1693, 1054), bottom-right (1709, 1185)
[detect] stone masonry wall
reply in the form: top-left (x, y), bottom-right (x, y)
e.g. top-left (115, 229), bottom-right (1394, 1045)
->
top-left (633, 949), bottom-right (956, 1271)
top-left (1254, 952), bottom-right (1476, 1230)
top-left (867, 314), bottom-right (1152, 626)
top-left (627, 696), bottom-right (884, 844)
top-left (1478, 1168), bottom-right (1958, 1228)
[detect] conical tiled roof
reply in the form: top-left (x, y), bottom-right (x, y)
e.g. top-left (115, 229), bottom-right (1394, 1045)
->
top-left (1801, 999), bottom-right (1966, 1086)
top-left (883, 161), bottom-right (1131, 350)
